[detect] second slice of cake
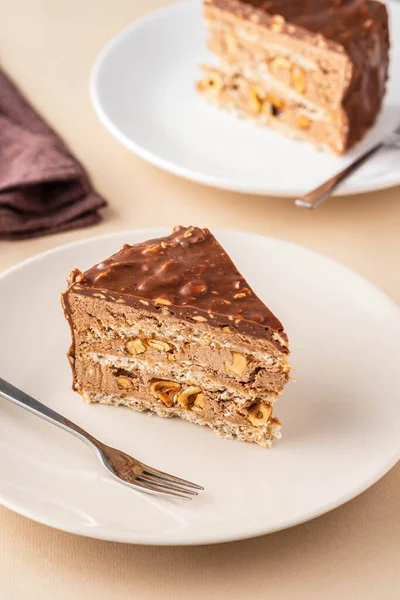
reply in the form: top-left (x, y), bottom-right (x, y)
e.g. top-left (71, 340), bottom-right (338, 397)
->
top-left (62, 226), bottom-right (290, 447)
top-left (197, 0), bottom-right (389, 154)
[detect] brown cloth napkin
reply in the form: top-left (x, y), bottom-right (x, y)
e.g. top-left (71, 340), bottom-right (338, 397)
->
top-left (0, 67), bottom-right (107, 240)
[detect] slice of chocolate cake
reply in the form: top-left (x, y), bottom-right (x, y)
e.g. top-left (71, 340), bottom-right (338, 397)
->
top-left (61, 226), bottom-right (290, 447)
top-left (197, 0), bottom-right (389, 154)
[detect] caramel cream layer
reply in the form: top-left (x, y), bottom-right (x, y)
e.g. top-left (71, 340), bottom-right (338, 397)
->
top-left (81, 390), bottom-right (281, 449)
top-left (76, 355), bottom-right (280, 405)
top-left (198, 67), bottom-right (346, 153)
top-left (205, 16), bottom-right (349, 112)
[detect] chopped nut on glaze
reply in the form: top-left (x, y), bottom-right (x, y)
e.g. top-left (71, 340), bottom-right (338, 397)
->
top-left (154, 297), bottom-right (171, 306)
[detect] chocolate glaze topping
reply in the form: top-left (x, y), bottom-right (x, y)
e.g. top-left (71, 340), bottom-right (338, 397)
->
top-left (210, 0), bottom-right (388, 49)
top-left (64, 226), bottom-right (288, 348)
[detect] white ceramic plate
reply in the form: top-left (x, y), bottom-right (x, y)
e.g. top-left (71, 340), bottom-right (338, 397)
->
top-left (0, 229), bottom-right (399, 545)
top-left (90, 0), bottom-right (400, 197)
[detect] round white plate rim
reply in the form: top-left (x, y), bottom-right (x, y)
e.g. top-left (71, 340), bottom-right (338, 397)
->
top-left (0, 228), bottom-right (399, 545)
top-left (0, 447), bottom-right (398, 546)
top-left (90, 0), bottom-right (400, 198)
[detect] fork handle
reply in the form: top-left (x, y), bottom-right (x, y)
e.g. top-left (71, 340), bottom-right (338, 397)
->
top-left (0, 377), bottom-right (99, 448)
top-left (295, 142), bottom-right (382, 209)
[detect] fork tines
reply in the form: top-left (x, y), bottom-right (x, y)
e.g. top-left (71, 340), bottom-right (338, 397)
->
top-left (138, 466), bottom-right (204, 500)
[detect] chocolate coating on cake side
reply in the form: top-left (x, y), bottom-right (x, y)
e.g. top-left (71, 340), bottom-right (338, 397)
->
top-left (63, 226), bottom-right (288, 349)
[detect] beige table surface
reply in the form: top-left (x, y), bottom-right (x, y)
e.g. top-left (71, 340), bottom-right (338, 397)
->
top-left (0, 1), bottom-right (399, 598)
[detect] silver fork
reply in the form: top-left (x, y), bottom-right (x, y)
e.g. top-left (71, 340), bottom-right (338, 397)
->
top-left (0, 377), bottom-right (203, 500)
top-left (295, 123), bottom-right (400, 209)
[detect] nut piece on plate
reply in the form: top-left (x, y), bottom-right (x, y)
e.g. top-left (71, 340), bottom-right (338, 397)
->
top-left (150, 380), bottom-right (181, 407)
top-left (176, 386), bottom-right (204, 408)
top-left (126, 338), bottom-right (146, 355)
top-left (147, 339), bottom-right (172, 352)
top-left (117, 376), bottom-right (134, 390)
top-left (247, 403), bottom-right (272, 426)
top-left (225, 352), bottom-right (247, 375)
